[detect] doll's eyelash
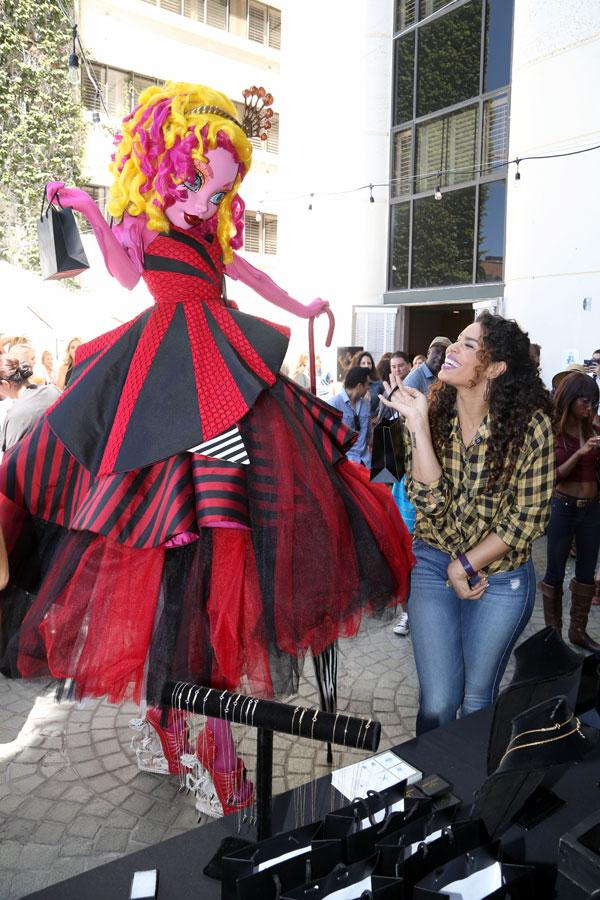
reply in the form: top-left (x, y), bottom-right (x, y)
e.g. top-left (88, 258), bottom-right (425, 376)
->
top-left (182, 172), bottom-right (203, 192)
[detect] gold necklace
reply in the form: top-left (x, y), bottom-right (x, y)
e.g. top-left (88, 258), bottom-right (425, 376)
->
top-left (499, 717), bottom-right (583, 765)
top-left (504, 714), bottom-right (573, 747)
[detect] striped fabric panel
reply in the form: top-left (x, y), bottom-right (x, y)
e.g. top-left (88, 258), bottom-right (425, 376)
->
top-left (1, 421), bottom-right (250, 548)
top-left (191, 458), bottom-right (250, 527)
top-left (188, 425), bottom-right (249, 465)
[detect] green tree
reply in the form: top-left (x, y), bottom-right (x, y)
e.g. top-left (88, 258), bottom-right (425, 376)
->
top-left (0, 0), bottom-right (84, 271)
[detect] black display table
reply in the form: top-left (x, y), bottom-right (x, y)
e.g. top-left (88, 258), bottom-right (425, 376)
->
top-left (26, 707), bottom-right (600, 898)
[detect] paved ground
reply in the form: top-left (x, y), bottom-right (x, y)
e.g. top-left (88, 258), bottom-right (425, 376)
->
top-left (0, 538), bottom-right (598, 898)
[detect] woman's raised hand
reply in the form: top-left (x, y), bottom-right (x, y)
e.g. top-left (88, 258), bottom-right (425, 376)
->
top-left (380, 373), bottom-right (428, 423)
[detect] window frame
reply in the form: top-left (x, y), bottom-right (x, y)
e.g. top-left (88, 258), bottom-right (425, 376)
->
top-left (388, 0), bottom-right (512, 292)
top-left (243, 210), bottom-right (278, 255)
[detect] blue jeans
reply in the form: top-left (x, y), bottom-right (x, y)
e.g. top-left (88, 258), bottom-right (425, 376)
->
top-left (543, 496), bottom-right (600, 586)
top-left (408, 540), bottom-right (536, 734)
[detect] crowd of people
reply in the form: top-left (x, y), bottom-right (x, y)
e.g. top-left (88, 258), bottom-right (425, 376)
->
top-left (0, 335), bottom-right (83, 455)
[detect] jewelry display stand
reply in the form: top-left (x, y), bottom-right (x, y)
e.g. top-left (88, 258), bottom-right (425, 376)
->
top-left (161, 682), bottom-right (381, 840)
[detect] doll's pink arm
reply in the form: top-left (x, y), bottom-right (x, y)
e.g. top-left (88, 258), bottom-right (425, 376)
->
top-left (225, 252), bottom-right (329, 319)
top-left (46, 182), bottom-right (141, 290)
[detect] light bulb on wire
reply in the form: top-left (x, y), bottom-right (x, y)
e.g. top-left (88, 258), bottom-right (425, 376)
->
top-left (369, 184), bottom-right (374, 203)
top-left (67, 25), bottom-right (80, 85)
top-left (255, 209), bottom-right (262, 223)
top-left (434, 171), bottom-right (442, 200)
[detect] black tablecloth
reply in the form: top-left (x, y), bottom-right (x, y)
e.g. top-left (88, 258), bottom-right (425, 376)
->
top-left (27, 707), bottom-right (600, 898)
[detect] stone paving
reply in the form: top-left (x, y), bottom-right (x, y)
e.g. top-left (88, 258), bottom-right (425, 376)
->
top-left (0, 538), bottom-right (598, 898)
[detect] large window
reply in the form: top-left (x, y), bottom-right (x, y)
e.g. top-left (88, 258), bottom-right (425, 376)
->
top-left (248, 1), bottom-right (281, 49)
top-left (416, 105), bottom-right (478, 191)
top-left (389, 202), bottom-right (411, 290)
top-left (388, 0), bottom-right (512, 292)
top-left (417, 1), bottom-right (482, 117)
top-left (244, 212), bottom-right (278, 254)
top-left (82, 64), bottom-right (161, 117)
top-left (477, 180), bottom-right (506, 283)
top-left (140, 0), bottom-right (229, 30)
top-left (412, 186), bottom-right (476, 288)
top-left (483, 0), bottom-right (514, 93)
top-left (393, 33), bottom-right (415, 125)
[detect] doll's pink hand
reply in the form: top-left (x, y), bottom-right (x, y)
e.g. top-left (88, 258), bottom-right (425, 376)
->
top-left (303, 298), bottom-right (330, 319)
top-left (46, 182), bottom-right (94, 213)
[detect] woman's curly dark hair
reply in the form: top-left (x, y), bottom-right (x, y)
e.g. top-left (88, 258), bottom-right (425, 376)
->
top-left (428, 312), bottom-right (551, 491)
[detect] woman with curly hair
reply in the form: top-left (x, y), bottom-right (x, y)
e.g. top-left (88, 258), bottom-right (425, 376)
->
top-left (540, 372), bottom-right (600, 650)
top-left (382, 312), bottom-right (554, 734)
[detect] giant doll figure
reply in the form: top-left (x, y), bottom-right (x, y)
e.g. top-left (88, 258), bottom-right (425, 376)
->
top-left (0, 82), bottom-right (413, 814)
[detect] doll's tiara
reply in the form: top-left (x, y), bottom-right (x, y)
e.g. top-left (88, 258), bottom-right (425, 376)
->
top-left (191, 86), bottom-right (274, 142)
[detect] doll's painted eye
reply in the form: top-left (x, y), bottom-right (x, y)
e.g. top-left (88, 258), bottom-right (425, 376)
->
top-left (182, 172), bottom-right (203, 192)
top-left (209, 191), bottom-right (226, 205)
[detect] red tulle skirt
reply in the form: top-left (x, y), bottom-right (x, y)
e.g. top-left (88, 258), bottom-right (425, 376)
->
top-left (0, 377), bottom-right (413, 704)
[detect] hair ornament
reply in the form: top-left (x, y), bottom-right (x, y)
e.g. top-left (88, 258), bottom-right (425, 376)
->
top-left (241, 86), bottom-right (274, 141)
top-left (191, 86), bottom-right (274, 141)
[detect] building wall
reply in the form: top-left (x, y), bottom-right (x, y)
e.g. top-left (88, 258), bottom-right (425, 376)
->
top-left (504, 0), bottom-right (600, 385)
top-left (274, 0), bottom-right (393, 368)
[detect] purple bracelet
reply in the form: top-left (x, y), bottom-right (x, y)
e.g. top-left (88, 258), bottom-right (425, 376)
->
top-left (457, 553), bottom-right (476, 579)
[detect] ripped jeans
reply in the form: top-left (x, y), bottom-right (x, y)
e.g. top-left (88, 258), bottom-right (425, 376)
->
top-left (408, 540), bottom-right (536, 735)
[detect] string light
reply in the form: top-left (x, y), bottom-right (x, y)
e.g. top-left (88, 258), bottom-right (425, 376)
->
top-left (369, 184), bottom-right (374, 203)
top-left (254, 140), bottom-right (600, 209)
top-left (67, 25), bottom-right (80, 85)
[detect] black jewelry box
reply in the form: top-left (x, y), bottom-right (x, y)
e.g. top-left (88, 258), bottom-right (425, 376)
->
top-left (557, 811), bottom-right (600, 899)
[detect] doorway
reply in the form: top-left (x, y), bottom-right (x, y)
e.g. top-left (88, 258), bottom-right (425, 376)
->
top-left (405, 304), bottom-right (474, 358)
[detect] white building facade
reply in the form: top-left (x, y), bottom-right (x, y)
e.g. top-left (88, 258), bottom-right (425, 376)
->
top-left (71, 0), bottom-right (600, 385)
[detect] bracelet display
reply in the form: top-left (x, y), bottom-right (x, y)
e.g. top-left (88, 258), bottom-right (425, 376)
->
top-left (457, 552), bottom-right (476, 579)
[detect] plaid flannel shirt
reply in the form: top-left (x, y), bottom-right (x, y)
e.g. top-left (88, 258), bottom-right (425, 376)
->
top-left (404, 409), bottom-right (555, 575)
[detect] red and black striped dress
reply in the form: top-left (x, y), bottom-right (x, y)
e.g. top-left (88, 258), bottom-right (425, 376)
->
top-left (0, 226), bottom-right (413, 704)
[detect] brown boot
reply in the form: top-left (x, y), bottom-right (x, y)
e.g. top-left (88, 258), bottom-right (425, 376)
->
top-left (539, 581), bottom-right (563, 635)
top-left (568, 578), bottom-right (600, 651)
top-left (592, 577), bottom-right (600, 607)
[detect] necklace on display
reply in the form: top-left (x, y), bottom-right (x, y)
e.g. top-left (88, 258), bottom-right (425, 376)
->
top-left (499, 716), bottom-right (584, 765)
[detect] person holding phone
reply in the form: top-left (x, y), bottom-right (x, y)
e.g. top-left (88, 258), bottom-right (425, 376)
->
top-left (382, 312), bottom-right (554, 734)
top-left (540, 371), bottom-right (600, 650)
top-left (585, 350), bottom-right (600, 417)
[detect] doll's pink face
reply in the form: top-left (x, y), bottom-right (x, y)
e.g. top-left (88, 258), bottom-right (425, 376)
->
top-left (165, 146), bottom-right (239, 229)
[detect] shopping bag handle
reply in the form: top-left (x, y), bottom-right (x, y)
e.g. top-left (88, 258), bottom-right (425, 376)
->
top-left (40, 184), bottom-right (63, 220)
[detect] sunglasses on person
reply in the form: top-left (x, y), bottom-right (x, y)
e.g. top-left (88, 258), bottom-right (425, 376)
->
top-left (352, 412), bottom-right (361, 431)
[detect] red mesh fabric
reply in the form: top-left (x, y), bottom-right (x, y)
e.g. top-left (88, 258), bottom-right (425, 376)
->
top-left (186, 304), bottom-right (249, 440)
top-left (142, 230), bottom-right (223, 304)
top-left (240, 380), bottom-right (415, 661)
top-left (2, 375), bottom-right (414, 704)
top-left (18, 534), bottom-right (164, 703)
top-left (98, 304), bottom-right (176, 475)
top-left (207, 529), bottom-right (273, 694)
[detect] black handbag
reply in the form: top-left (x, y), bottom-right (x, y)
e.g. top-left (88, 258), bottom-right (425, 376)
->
top-left (37, 186), bottom-right (89, 280)
top-left (370, 417), bottom-right (405, 484)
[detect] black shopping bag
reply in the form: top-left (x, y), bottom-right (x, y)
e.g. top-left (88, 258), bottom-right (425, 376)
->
top-left (37, 187), bottom-right (89, 280)
top-left (370, 418), bottom-right (405, 484)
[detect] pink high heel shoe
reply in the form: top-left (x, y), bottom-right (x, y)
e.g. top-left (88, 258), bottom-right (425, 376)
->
top-left (196, 727), bottom-right (253, 816)
top-left (145, 707), bottom-right (191, 776)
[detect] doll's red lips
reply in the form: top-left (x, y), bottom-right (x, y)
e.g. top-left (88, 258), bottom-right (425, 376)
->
top-left (184, 212), bottom-right (202, 226)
